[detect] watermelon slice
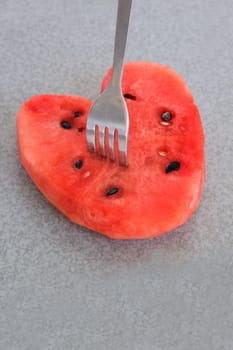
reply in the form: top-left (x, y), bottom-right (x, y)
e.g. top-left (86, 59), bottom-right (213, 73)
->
top-left (17, 62), bottom-right (205, 240)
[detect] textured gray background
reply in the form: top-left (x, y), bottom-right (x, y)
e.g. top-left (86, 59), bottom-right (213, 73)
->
top-left (0, 0), bottom-right (233, 349)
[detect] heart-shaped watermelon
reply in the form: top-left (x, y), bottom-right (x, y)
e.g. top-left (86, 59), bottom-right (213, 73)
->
top-left (17, 62), bottom-right (205, 239)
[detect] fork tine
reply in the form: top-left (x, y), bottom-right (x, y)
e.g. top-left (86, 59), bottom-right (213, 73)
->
top-left (118, 132), bottom-right (128, 166)
top-left (86, 122), bottom-right (96, 152)
top-left (99, 127), bottom-right (106, 158)
top-left (108, 128), bottom-right (116, 161)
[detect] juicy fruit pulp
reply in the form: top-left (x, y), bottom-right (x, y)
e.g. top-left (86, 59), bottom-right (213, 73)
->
top-left (17, 62), bottom-right (205, 239)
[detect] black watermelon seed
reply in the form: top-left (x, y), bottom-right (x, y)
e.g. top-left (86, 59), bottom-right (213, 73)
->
top-left (75, 160), bottom-right (83, 169)
top-left (124, 93), bottom-right (136, 100)
top-left (74, 111), bottom-right (81, 118)
top-left (60, 121), bottom-right (71, 129)
top-left (166, 161), bottom-right (180, 174)
top-left (105, 187), bottom-right (119, 196)
top-left (161, 111), bottom-right (172, 122)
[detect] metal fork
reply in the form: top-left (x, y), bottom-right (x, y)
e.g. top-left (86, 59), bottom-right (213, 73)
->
top-left (86, 0), bottom-right (132, 166)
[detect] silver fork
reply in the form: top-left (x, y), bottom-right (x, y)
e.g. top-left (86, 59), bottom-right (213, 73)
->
top-left (86, 0), bottom-right (132, 166)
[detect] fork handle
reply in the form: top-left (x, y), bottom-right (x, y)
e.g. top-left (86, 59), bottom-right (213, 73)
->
top-left (110, 0), bottom-right (132, 90)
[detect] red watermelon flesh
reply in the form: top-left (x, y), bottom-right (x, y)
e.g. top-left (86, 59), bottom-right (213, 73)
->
top-left (17, 62), bottom-right (205, 240)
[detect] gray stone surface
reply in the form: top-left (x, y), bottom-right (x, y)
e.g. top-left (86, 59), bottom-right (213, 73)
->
top-left (0, 0), bottom-right (233, 349)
